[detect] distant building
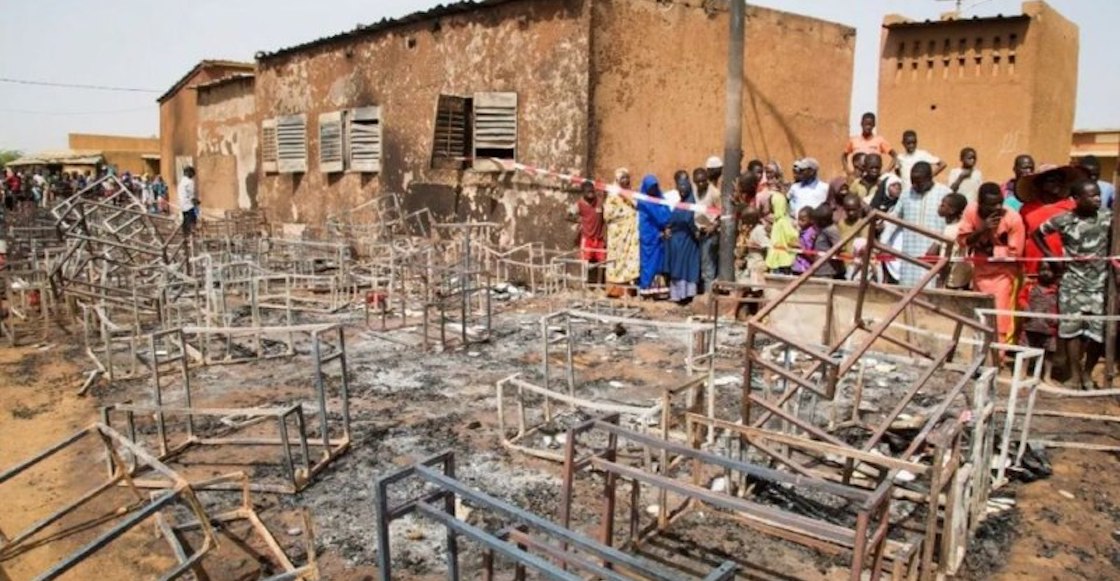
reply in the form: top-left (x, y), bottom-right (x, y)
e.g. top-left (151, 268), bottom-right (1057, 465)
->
top-left (157, 59), bottom-right (255, 205)
top-left (68, 133), bottom-right (159, 175)
top-left (7, 133), bottom-right (158, 176)
top-left (223, 0), bottom-right (856, 248)
top-left (1071, 128), bottom-right (1119, 185)
top-left (5, 150), bottom-right (104, 176)
top-left (878, 1), bottom-right (1078, 183)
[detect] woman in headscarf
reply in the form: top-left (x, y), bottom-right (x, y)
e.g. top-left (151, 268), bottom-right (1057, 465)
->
top-left (603, 168), bottom-right (640, 297)
top-left (765, 186), bottom-right (799, 275)
top-left (664, 170), bottom-right (701, 303)
top-left (827, 176), bottom-right (851, 225)
top-left (637, 174), bottom-right (670, 298)
top-left (875, 174), bottom-right (905, 283)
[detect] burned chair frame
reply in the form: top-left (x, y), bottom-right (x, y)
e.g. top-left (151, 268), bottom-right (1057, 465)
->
top-left (0, 424), bottom-right (216, 581)
top-left (373, 451), bottom-right (737, 581)
top-left (101, 324), bottom-right (352, 494)
top-left (737, 211), bottom-right (997, 578)
top-left (558, 415), bottom-right (894, 581)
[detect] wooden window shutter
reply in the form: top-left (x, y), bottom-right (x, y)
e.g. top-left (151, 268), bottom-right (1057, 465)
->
top-left (261, 118), bottom-right (278, 173)
top-left (319, 111), bottom-right (344, 173)
top-left (347, 106), bottom-right (382, 173)
top-left (472, 92), bottom-right (516, 171)
top-left (276, 114), bottom-right (307, 173)
top-left (431, 95), bottom-right (469, 169)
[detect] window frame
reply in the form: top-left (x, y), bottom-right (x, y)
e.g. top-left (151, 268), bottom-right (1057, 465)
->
top-left (261, 118), bottom-right (278, 174)
top-left (347, 106), bottom-right (382, 173)
top-left (276, 114), bottom-right (308, 174)
top-left (319, 111), bottom-right (344, 173)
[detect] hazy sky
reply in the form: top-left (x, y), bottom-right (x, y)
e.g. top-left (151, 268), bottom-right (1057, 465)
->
top-left (1, 0), bottom-right (1116, 153)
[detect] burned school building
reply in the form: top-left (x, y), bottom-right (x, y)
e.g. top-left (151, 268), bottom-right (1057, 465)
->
top-left (164, 0), bottom-right (856, 249)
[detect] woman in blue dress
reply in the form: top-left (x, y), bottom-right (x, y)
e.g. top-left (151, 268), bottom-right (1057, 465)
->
top-left (636, 174), bottom-right (670, 297)
top-left (664, 170), bottom-right (701, 304)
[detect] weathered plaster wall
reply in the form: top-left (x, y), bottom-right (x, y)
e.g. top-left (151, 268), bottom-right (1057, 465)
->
top-left (590, 0), bottom-right (856, 182)
top-left (197, 77), bottom-right (259, 213)
top-left (254, 0), bottom-right (590, 250)
top-left (159, 64), bottom-right (254, 206)
top-left (878, 1), bottom-right (1077, 182)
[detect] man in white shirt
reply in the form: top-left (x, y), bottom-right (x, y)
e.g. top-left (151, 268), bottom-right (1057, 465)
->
top-left (693, 165), bottom-right (721, 292)
top-left (787, 158), bottom-right (829, 216)
top-left (179, 167), bottom-right (198, 235)
top-left (896, 130), bottom-right (946, 193)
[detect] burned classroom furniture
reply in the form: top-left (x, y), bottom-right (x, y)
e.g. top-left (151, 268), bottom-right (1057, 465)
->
top-left (326, 192), bottom-right (433, 244)
top-left (737, 211), bottom-right (998, 578)
top-left (0, 424), bottom-right (317, 580)
top-left (373, 450), bottom-right (737, 581)
top-left (0, 208), bottom-right (64, 347)
top-left (494, 307), bottom-right (717, 460)
top-left (49, 175), bottom-right (190, 312)
top-left (558, 415), bottom-right (897, 580)
top-left (538, 308), bottom-right (715, 395)
top-left (983, 306), bottom-right (1120, 473)
top-left (359, 222), bottom-right (495, 351)
top-left (495, 373), bottom-right (706, 462)
top-left (155, 472), bottom-right (320, 581)
top-left (101, 323), bottom-right (351, 494)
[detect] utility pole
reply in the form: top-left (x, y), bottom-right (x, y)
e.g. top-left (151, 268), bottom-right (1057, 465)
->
top-left (718, 0), bottom-right (745, 281)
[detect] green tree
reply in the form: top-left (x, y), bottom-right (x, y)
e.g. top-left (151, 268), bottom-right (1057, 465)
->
top-left (0, 150), bottom-right (23, 167)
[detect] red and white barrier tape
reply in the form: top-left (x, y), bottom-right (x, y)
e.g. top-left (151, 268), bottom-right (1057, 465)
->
top-left (491, 158), bottom-right (722, 218)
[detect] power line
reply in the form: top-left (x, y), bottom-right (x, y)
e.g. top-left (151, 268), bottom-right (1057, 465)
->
top-left (0, 77), bottom-right (160, 93)
top-left (0, 106), bottom-right (152, 116)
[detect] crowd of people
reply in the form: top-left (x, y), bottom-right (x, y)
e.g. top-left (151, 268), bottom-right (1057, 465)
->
top-left (1, 167), bottom-right (172, 215)
top-left (572, 112), bottom-right (1116, 390)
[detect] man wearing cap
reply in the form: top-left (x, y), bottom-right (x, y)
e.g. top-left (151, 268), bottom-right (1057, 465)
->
top-left (694, 165), bottom-right (721, 293)
top-left (787, 158), bottom-right (830, 216)
top-left (706, 156), bottom-right (724, 189)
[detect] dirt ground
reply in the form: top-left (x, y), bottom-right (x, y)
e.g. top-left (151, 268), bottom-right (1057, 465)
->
top-left (2, 298), bottom-right (1119, 579)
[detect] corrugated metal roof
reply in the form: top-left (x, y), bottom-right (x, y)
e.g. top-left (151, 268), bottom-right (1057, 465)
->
top-left (7, 149), bottom-right (105, 166)
top-left (256, 0), bottom-right (526, 63)
top-left (884, 13), bottom-right (1029, 29)
top-left (157, 59), bottom-right (255, 103)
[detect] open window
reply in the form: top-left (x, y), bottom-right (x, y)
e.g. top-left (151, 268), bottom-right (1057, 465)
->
top-left (261, 119), bottom-right (278, 173)
top-left (472, 92), bottom-right (517, 171)
top-left (430, 92), bottom-right (517, 172)
top-left (432, 95), bottom-right (470, 170)
top-left (319, 111), bottom-right (344, 173)
top-left (347, 106), bottom-right (382, 173)
top-left (276, 114), bottom-right (307, 173)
